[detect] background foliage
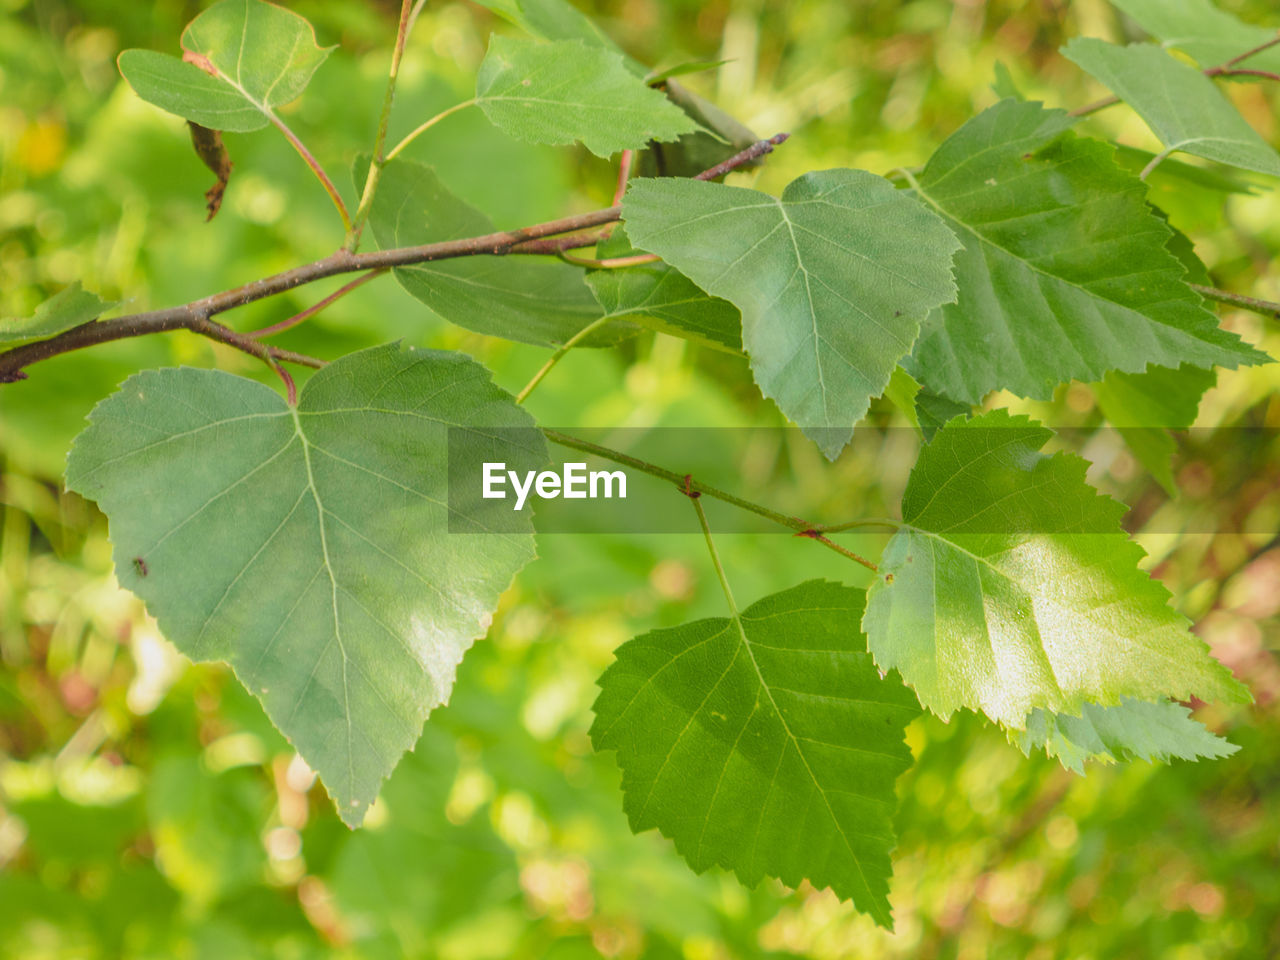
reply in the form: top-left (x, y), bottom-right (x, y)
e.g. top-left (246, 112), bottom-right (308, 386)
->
top-left (1, 0), bottom-right (1278, 957)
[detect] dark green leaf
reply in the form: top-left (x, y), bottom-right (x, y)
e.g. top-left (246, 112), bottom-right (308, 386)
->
top-left (65, 343), bottom-right (544, 825)
top-left (623, 170), bottom-right (961, 458)
top-left (1064, 39), bottom-right (1280, 178)
top-left (904, 100), bottom-right (1265, 405)
top-left (863, 409), bottom-right (1251, 728)
top-left (118, 0), bottom-right (332, 133)
top-left (361, 156), bottom-right (627, 347)
top-left (475, 36), bottom-right (697, 157)
top-left (592, 580), bottom-right (920, 928)
top-left (585, 228), bottom-right (742, 353)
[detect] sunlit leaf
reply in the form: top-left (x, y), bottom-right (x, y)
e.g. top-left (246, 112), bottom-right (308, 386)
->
top-left (623, 170), bottom-right (961, 458)
top-left (118, 0), bottom-right (332, 133)
top-left (863, 409), bottom-right (1251, 728)
top-left (1064, 39), bottom-right (1280, 178)
top-left (592, 580), bottom-right (920, 928)
top-left (475, 35), bottom-right (696, 157)
top-left (66, 343), bottom-right (544, 825)
top-left (1013, 697), bottom-right (1238, 773)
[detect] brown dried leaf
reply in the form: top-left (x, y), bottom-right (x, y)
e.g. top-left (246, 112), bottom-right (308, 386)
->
top-left (187, 121), bottom-right (233, 221)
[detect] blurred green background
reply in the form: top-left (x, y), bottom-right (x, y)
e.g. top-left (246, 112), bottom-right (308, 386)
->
top-left (2, 0), bottom-right (1279, 957)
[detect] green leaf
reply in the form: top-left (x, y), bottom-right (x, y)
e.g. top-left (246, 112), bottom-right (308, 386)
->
top-left (361, 156), bottom-right (628, 347)
top-left (585, 228), bottom-right (742, 353)
top-left (623, 170), bottom-right (961, 459)
top-left (1064, 39), bottom-right (1280, 178)
top-left (65, 343), bottom-right (544, 825)
top-left (990, 61), bottom-right (1024, 100)
top-left (475, 35), bottom-right (697, 157)
top-left (592, 580), bottom-right (920, 928)
top-left (1093, 364), bottom-right (1215, 494)
top-left (1108, 0), bottom-right (1280, 75)
top-left (913, 390), bottom-right (970, 442)
top-left (0, 283), bottom-right (117, 344)
top-left (1014, 697), bottom-right (1238, 774)
top-left (904, 99), bottom-right (1265, 405)
top-left (646, 60), bottom-right (733, 85)
top-left (862, 409), bottom-right (1250, 728)
top-left (117, 0), bottom-right (331, 133)
top-left (470, 0), bottom-right (621, 50)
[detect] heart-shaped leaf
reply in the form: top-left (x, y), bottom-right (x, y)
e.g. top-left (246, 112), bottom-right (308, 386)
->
top-left (66, 343), bottom-right (544, 825)
top-left (904, 100), bottom-right (1266, 405)
top-left (118, 0), bottom-right (332, 133)
top-left (593, 580), bottom-right (920, 928)
top-left (623, 170), bottom-right (961, 458)
top-left (863, 409), bottom-right (1250, 727)
top-left (475, 35), bottom-right (696, 157)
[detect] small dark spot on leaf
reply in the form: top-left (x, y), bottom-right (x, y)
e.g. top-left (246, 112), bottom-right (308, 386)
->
top-left (1022, 152), bottom-right (1033, 160)
top-left (884, 572), bottom-right (894, 584)
top-left (894, 310), bottom-right (902, 317)
top-left (133, 557), bottom-right (148, 577)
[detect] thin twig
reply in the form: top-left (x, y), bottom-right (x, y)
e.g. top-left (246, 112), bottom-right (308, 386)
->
top-left (613, 149), bottom-right (634, 206)
top-left (1208, 30), bottom-right (1280, 71)
top-left (544, 428), bottom-right (813, 531)
top-left (386, 99), bottom-right (478, 161)
top-left (1139, 145), bottom-right (1176, 180)
top-left (558, 251), bottom-right (661, 269)
top-left (267, 112), bottom-right (351, 233)
top-left (693, 132), bottom-right (789, 180)
top-left (690, 494), bottom-right (744, 617)
top-left (815, 517), bottom-right (902, 533)
top-left (1191, 284), bottom-right (1280, 319)
top-left (349, 0), bottom-right (417, 249)
top-left (1212, 68), bottom-right (1280, 81)
top-left (795, 529), bottom-right (878, 572)
top-left (272, 360), bottom-right (298, 406)
top-left (1068, 94), bottom-right (1119, 118)
top-left (515, 316), bottom-right (612, 404)
top-left (0, 137), bottom-right (788, 381)
top-left (248, 269), bottom-right (387, 338)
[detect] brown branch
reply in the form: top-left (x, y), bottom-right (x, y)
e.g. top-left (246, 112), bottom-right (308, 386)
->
top-left (1208, 29), bottom-right (1280, 71)
top-left (0, 136), bottom-right (788, 383)
top-left (249, 269), bottom-right (388, 338)
top-left (1191, 284), bottom-right (1280, 320)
